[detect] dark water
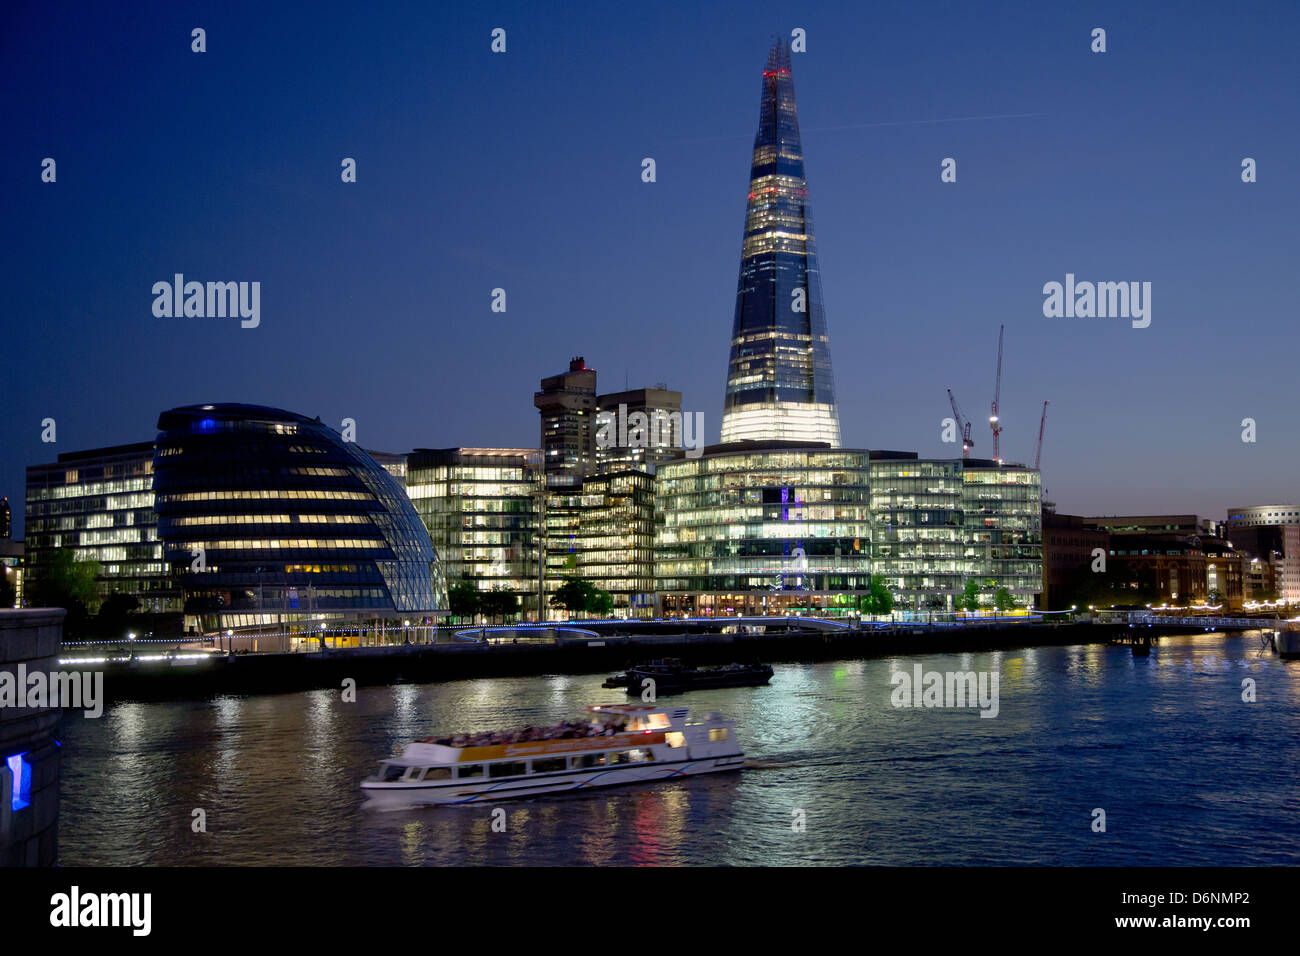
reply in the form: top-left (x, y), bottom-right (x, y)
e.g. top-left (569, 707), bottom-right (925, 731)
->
top-left (57, 633), bottom-right (1300, 865)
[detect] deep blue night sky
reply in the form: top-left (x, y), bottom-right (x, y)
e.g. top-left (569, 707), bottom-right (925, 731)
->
top-left (3, 0), bottom-right (1298, 537)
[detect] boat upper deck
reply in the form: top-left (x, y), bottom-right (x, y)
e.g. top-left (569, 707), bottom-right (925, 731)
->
top-left (403, 730), bottom-right (669, 764)
top-left (397, 706), bottom-right (688, 764)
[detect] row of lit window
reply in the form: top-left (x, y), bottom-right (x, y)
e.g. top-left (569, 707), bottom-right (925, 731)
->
top-left (169, 514), bottom-right (371, 526)
top-left (157, 490), bottom-right (374, 502)
top-left (30, 477), bottom-right (152, 499)
top-left (175, 538), bottom-right (388, 550)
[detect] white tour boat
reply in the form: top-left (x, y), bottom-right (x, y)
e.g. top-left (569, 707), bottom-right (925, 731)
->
top-left (361, 704), bottom-right (744, 807)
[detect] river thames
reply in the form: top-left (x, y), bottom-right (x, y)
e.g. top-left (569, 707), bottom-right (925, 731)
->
top-left (57, 632), bottom-right (1300, 866)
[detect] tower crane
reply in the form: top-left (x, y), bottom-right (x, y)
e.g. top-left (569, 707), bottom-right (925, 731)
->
top-left (947, 388), bottom-right (974, 458)
top-left (1034, 400), bottom-right (1049, 470)
top-left (989, 324), bottom-right (1004, 463)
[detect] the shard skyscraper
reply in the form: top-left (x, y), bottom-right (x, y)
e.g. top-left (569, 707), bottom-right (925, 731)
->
top-left (720, 39), bottom-right (841, 446)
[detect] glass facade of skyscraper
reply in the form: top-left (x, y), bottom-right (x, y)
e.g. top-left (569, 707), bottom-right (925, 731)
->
top-left (655, 445), bottom-right (1042, 616)
top-left (24, 442), bottom-right (179, 612)
top-left (576, 470), bottom-right (657, 617)
top-left (869, 457), bottom-right (966, 608)
top-left (870, 458), bottom-right (1043, 610)
top-left (959, 464), bottom-right (1043, 604)
top-left (655, 445), bottom-right (872, 615)
top-left (720, 40), bottom-right (840, 446)
top-left (406, 448), bottom-right (541, 615)
top-left (153, 404), bottom-right (446, 633)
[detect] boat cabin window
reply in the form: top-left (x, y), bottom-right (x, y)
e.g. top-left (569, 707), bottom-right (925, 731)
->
top-left (665, 732), bottom-right (685, 749)
top-left (575, 753), bottom-right (607, 769)
top-left (488, 761), bottom-right (528, 779)
top-left (612, 749), bottom-right (653, 764)
top-left (423, 767), bottom-right (451, 781)
top-left (709, 729), bottom-right (729, 742)
top-left (457, 764), bottom-right (484, 779)
top-left (403, 766), bottom-right (424, 781)
top-left (531, 757), bottom-right (567, 774)
top-left (381, 764), bottom-right (406, 782)
top-left (626, 712), bottom-right (670, 731)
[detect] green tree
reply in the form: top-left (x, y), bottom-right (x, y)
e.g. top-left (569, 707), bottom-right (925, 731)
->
top-left (28, 549), bottom-right (101, 637)
top-left (482, 585), bottom-right (520, 623)
top-left (590, 588), bottom-right (614, 617)
top-left (31, 549), bottom-right (101, 611)
top-left (551, 577), bottom-right (598, 617)
top-left (448, 579), bottom-right (481, 622)
top-left (993, 587), bottom-right (1016, 611)
top-left (858, 574), bottom-right (894, 616)
top-left (97, 592), bottom-right (141, 636)
top-left (959, 579), bottom-right (981, 612)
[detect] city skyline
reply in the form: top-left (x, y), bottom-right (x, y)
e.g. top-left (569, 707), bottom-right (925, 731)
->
top-left (4, 1), bottom-right (1300, 537)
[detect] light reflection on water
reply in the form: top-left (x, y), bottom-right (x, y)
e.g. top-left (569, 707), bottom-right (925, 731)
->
top-left (57, 633), bottom-right (1300, 865)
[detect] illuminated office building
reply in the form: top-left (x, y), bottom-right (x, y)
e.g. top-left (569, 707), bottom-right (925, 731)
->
top-left (576, 470), bottom-right (657, 617)
top-left (153, 404), bottom-right (446, 633)
top-left (535, 357), bottom-right (598, 480)
top-left (655, 444), bottom-right (1042, 617)
top-left (655, 444), bottom-right (872, 616)
top-left (24, 442), bottom-right (178, 612)
top-left (1223, 504), bottom-right (1298, 603)
top-left (406, 447), bottom-right (542, 615)
top-left (954, 462), bottom-right (1043, 606)
top-left (720, 39), bottom-right (840, 446)
top-left (595, 386), bottom-right (684, 473)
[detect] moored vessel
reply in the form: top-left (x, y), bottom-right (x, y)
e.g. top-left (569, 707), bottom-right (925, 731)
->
top-left (603, 658), bottom-right (774, 695)
top-left (360, 705), bottom-right (744, 807)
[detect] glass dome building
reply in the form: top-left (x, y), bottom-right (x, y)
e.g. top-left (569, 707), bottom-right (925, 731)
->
top-left (153, 404), bottom-right (446, 634)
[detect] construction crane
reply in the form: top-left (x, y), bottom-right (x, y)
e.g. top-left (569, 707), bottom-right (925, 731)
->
top-left (1034, 400), bottom-right (1049, 470)
top-left (947, 388), bottom-right (974, 458)
top-left (989, 324), bottom-right (1004, 463)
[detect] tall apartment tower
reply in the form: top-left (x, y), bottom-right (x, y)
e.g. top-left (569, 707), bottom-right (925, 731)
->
top-left (720, 38), bottom-right (841, 446)
top-left (534, 356), bottom-right (598, 481)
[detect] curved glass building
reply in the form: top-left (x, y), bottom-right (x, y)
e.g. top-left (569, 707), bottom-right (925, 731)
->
top-left (720, 39), bottom-right (840, 446)
top-left (153, 404), bottom-right (446, 633)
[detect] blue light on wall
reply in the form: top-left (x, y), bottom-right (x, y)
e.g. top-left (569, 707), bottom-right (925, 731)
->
top-left (6, 752), bottom-right (31, 812)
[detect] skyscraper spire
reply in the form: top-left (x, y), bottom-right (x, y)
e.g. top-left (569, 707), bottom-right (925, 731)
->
top-left (720, 38), bottom-right (841, 446)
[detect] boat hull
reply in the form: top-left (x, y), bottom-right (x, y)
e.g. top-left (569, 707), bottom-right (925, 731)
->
top-left (624, 675), bottom-right (771, 695)
top-left (610, 666), bottom-right (775, 695)
top-left (361, 755), bottom-right (744, 807)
